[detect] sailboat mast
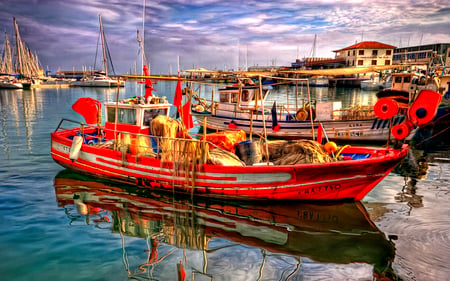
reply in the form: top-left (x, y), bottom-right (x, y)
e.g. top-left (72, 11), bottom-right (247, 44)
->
top-left (142, 0), bottom-right (146, 75)
top-left (99, 15), bottom-right (108, 76)
top-left (13, 18), bottom-right (24, 75)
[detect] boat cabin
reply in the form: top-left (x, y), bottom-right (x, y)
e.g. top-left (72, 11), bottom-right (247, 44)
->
top-left (391, 73), bottom-right (417, 92)
top-left (218, 86), bottom-right (270, 111)
top-left (104, 96), bottom-right (171, 139)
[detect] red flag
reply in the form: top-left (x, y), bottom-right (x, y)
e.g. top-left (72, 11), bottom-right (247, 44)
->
top-left (143, 65), bottom-right (157, 98)
top-left (317, 121), bottom-right (323, 144)
top-left (173, 78), bottom-right (182, 115)
top-left (182, 99), bottom-right (194, 130)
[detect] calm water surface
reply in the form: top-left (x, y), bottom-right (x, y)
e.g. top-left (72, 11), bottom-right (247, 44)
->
top-left (0, 83), bottom-right (448, 281)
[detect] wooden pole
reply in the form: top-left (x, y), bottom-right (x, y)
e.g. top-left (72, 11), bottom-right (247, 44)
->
top-left (259, 75), bottom-right (270, 164)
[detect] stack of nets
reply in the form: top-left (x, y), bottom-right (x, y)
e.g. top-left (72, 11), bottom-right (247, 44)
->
top-left (262, 140), bottom-right (335, 165)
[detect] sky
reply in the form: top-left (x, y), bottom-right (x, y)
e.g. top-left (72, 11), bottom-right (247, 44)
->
top-left (1, 0), bottom-right (450, 75)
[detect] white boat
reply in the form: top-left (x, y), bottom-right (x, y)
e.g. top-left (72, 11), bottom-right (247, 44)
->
top-left (70, 15), bottom-right (124, 88)
top-left (361, 75), bottom-right (392, 91)
top-left (0, 79), bottom-right (23, 89)
top-left (308, 76), bottom-right (329, 87)
top-left (191, 77), bottom-right (417, 142)
top-left (70, 75), bottom-right (123, 87)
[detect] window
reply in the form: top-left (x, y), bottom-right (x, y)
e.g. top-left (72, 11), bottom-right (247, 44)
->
top-left (107, 107), bottom-right (136, 125)
top-left (371, 60), bottom-right (377, 65)
top-left (359, 50), bottom-right (364, 55)
top-left (386, 50), bottom-right (392, 55)
top-left (348, 51), bottom-right (350, 56)
top-left (385, 60), bottom-right (390, 65)
top-left (353, 50), bottom-right (355, 56)
top-left (395, 76), bottom-right (402, 83)
top-left (143, 109), bottom-right (167, 126)
top-left (231, 93), bottom-right (238, 103)
top-left (241, 90), bottom-right (250, 102)
top-left (372, 50), bottom-right (378, 56)
top-left (220, 93), bottom-right (229, 102)
top-left (358, 60), bottom-right (363, 65)
top-left (403, 76), bottom-right (411, 83)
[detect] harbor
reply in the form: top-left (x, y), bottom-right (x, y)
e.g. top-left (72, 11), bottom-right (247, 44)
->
top-left (1, 83), bottom-right (449, 280)
top-left (1, 0), bottom-right (450, 280)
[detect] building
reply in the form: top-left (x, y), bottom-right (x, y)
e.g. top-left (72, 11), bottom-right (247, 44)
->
top-left (333, 41), bottom-right (396, 67)
top-left (392, 43), bottom-right (450, 66)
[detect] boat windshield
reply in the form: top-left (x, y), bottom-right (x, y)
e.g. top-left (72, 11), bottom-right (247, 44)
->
top-left (107, 107), bottom-right (136, 125)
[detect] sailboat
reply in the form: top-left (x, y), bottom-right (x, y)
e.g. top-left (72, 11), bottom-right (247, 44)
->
top-left (71, 15), bottom-right (124, 88)
top-left (0, 19), bottom-right (43, 89)
top-left (12, 18), bottom-right (44, 88)
top-left (0, 32), bottom-right (23, 89)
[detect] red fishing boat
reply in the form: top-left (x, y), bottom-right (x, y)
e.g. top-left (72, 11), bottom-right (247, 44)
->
top-left (50, 79), bottom-right (439, 201)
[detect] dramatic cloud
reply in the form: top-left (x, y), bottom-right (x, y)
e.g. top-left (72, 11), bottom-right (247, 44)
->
top-left (1, 0), bottom-right (449, 74)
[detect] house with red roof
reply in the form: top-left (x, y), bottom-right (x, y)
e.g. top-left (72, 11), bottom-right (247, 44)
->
top-left (333, 41), bottom-right (396, 68)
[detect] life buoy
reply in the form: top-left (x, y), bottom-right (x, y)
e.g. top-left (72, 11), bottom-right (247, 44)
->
top-left (296, 109), bottom-right (308, 120)
top-left (374, 98), bottom-right (399, 119)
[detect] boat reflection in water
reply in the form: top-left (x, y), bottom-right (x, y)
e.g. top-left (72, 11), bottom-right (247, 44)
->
top-left (54, 170), bottom-right (398, 280)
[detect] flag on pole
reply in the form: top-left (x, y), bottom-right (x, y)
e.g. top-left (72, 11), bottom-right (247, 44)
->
top-left (143, 65), bottom-right (157, 98)
top-left (173, 78), bottom-right (183, 117)
top-left (271, 101), bottom-right (280, 132)
top-left (317, 121), bottom-right (323, 144)
top-left (182, 99), bottom-right (194, 130)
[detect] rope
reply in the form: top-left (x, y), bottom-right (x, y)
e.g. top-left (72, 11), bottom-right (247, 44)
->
top-left (413, 126), bottom-right (449, 147)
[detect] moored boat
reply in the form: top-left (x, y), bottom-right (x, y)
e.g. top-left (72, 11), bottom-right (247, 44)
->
top-left (50, 79), bottom-right (416, 201)
top-left (191, 76), bottom-right (416, 142)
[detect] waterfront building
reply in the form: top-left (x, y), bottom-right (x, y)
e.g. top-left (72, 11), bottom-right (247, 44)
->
top-left (333, 41), bottom-right (396, 68)
top-left (392, 43), bottom-right (450, 66)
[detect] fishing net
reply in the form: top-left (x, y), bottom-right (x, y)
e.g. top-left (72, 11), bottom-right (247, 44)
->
top-left (263, 140), bottom-right (335, 165)
top-left (208, 148), bottom-right (245, 166)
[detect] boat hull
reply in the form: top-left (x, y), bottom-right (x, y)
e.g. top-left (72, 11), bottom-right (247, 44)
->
top-left (193, 111), bottom-right (414, 142)
top-left (51, 128), bottom-right (408, 201)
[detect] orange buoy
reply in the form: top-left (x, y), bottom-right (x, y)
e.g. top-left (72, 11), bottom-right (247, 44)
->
top-left (392, 120), bottom-right (414, 140)
top-left (324, 141), bottom-right (338, 154)
top-left (374, 98), bottom-right (399, 119)
top-left (408, 89), bottom-right (442, 126)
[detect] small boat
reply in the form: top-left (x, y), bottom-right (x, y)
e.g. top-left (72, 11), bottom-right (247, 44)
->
top-left (308, 76), bottom-right (329, 87)
top-left (0, 78), bottom-right (23, 89)
top-left (50, 79), bottom-right (414, 201)
top-left (70, 15), bottom-right (124, 88)
top-left (54, 170), bottom-right (397, 278)
top-left (70, 74), bottom-right (123, 87)
top-left (191, 77), bottom-right (416, 142)
top-left (361, 75), bottom-right (392, 91)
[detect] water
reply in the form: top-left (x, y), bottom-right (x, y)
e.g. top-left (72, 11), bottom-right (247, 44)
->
top-left (0, 83), bottom-right (449, 281)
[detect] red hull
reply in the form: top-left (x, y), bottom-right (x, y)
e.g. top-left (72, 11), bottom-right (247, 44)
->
top-left (51, 125), bottom-right (408, 201)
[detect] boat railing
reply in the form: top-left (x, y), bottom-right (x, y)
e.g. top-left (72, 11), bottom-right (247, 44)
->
top-left (54, 118), bottom-right (234, 165)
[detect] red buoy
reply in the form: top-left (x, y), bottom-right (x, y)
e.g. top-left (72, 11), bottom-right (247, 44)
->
top-left (392, 120), bottom-right (414, 140)
top-left (408, 90), bottom-right (442, 126)
top-left (374, 98), bottom-right (399, 119)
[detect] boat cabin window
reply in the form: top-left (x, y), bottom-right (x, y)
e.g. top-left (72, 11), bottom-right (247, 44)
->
top-left (220, 92), bottom-right (229, 103)
top-left (107, 107), bottom-right (136, 125)
top-left (403, 76), bottom-right (411, 83)
top-left (242, 90), bottom-right (250, 102)
top-left (394, 76), bottom-right (402, 83)
top-left (143, 108), bottom-right (167, 126)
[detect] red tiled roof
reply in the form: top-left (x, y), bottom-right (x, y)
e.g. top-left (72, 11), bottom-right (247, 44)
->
top-left (333, 41), bottom-right (397, 52)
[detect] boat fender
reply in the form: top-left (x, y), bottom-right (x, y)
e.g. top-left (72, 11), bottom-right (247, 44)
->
top-left (324, 141), bottom-right (338, 154)
top-left (228, 120), bottom-right (236, 129)
top-left (408, 90), bottom-right (442, 126)
top-left (392, 120), bottom-right (414, 140)
top-left (374, 98), bottom-right (399, 119)
top-left (69, 135), bottom-right (83, 161)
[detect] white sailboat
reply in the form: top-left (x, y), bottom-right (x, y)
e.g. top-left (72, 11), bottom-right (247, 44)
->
top-left (71, 15), bottom-right (124, 88)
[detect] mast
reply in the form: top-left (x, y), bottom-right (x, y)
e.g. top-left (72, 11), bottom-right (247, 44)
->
top-left (99, 15), bottom-right (108, 76)
top-left (13, 18), bottom-right (24, 76)
top-left (1, 32), bottom-right (13, 74)
top-left (142, 0), bottom-right (146, 75)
